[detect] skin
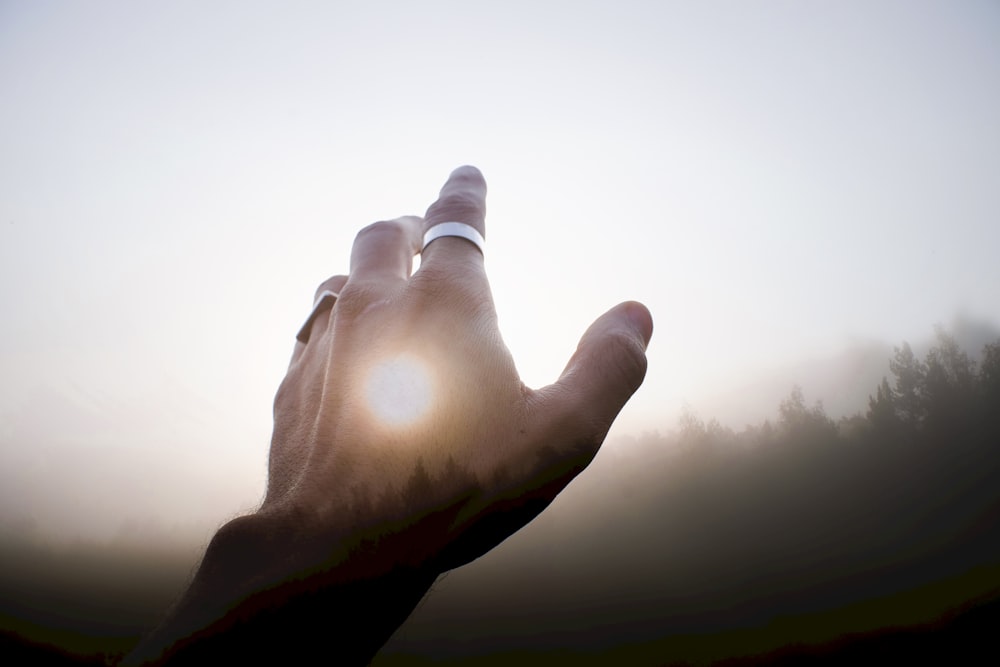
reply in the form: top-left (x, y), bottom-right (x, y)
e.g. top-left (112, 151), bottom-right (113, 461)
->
top-left (123, 166), bottom-right (652, 665)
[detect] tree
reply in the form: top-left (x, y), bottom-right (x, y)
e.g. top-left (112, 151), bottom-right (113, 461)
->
top-left (778, 386), bottom-right (837, 444)
top-left (677, 407), bottom-right (708, 446)
top-left (888, 342), bottom-right (926, 426)
top-left (866, 376), bottom-right (898, 434)
top-left (979, 340), bottom-right (1000, 400)
top-left (977, 339), bottom-right (1000, 435)
top-left (921, 328), bottom-right (976, 432)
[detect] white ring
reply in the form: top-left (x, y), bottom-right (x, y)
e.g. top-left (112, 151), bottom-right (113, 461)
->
top-left (296, 289), bottom-right (339, 343)
top-left (421, 222), bottom-right (485, 255)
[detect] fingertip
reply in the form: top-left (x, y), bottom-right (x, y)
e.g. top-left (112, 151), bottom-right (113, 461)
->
top-left (622, 301), bottom-right (653, 349)
top-left (553, 302), bottom-right (652, 406)
top-left (436, 166), bottom-right (487, 204)
top-left (349, 217), bottom-right (425, 280)
top-left (530, 303), bottom-right (650, 461)
top-left (449, 165), bottom-right (485, 183)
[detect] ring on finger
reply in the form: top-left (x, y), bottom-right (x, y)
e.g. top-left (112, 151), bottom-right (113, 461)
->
top-left (296, 289), bottom-right (339, 343)
top-left (422, 222), bottom-right (485, 255)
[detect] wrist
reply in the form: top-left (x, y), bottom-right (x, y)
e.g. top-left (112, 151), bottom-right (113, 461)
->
top-left (125, 509), bottom-right (437, 665)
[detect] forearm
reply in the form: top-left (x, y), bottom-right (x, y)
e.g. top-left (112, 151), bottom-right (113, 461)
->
top-left (123, 511), bottom-right (437, 665)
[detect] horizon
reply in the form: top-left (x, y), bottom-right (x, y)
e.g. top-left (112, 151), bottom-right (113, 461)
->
top-left (1, 313), bottom-right (996, 546)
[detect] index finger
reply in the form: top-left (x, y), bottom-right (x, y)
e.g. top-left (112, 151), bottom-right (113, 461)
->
top-left (419, 166), bottom-right (488, 274)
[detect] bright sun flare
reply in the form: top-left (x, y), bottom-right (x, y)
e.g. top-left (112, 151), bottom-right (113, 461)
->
top-left (365, 355), bottom-right (434, 427)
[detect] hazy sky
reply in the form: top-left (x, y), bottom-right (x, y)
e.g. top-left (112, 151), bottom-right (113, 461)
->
top-left (2, 1), bottom-right (998, 538)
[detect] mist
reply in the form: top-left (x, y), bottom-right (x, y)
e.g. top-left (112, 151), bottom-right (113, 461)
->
top-left (2, 0), bottom-right (1000, 663)
top-left (4, 323), bottom-right (1000, 663)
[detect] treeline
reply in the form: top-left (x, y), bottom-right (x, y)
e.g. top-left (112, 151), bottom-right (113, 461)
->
top-left (674, 326), bottom-right (1000, 451)
top-left (383, 328), bottom-right (1000, 664)
top-left (600, 328), bottom-right (1000, 612)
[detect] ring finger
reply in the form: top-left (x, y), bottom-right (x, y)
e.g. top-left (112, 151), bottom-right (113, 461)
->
top-left (290, 274), bottom-right (349, 365)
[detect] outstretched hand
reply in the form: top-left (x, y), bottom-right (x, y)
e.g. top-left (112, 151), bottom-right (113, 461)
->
top-left (124, 166), bottom-right (651, 665)
top-left (268, 165), bottom-right (651, 571)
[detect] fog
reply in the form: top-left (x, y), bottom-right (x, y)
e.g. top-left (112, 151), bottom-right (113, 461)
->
top-left (4, 327), bottom-right (999, 662)
top-left (2, 1), bottom-right (999, 663)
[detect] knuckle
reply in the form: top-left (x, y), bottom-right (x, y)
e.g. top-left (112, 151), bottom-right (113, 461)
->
top-left (409, 264), bottom-right (489, 317)
top-left (355, 218), bottom-right (407, 245)
top-left (407, 264), bottom-right (450, 300)
top-left (427, 190), bottom-right (486, 223)
top-left (331, 281), bottom-right (380, 320)
top-left (314, 274), bottom-right (347, 302)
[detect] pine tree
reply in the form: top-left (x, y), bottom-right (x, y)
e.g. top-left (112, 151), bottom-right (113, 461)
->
top-left (922, 328), bottom-right (976, 432)
top-left (866, 376), bottom-right (898, 433)
top-left (889, 342), bottom-right (925, 426)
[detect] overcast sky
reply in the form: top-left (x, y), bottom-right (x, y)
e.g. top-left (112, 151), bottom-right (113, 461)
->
top-left (2, 0), bottom-right (998, 539)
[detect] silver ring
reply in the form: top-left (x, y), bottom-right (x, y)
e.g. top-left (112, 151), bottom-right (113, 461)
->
top-left (296, 289), bottom-right (339, 343)
top-left (421, 222), bottom-right (485, 255)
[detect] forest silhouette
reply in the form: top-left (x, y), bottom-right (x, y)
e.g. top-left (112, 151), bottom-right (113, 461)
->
top-left (2, 327), bottom-right (999, 665)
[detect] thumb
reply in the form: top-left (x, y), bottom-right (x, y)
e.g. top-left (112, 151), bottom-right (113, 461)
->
top-left (535, 301), bottom-right (653, 448)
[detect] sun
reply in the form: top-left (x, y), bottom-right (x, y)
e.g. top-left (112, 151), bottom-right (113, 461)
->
top-left (364, 354), bottom-right (434, 427)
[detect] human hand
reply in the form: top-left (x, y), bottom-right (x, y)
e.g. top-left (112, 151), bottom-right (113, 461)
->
top-left (263, 165), bottom-right (652, 574)
top-left (124, 166), bottom-right (651, 665)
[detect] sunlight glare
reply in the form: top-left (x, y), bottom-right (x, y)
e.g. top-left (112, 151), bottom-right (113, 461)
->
top-left (365, 355), bottom-right (433, 427)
